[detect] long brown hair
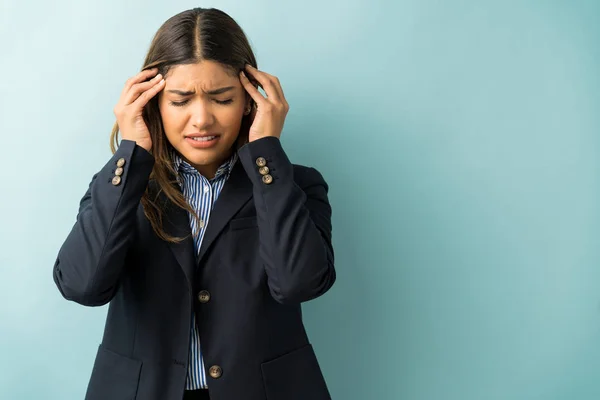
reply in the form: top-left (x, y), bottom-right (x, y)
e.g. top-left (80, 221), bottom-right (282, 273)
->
top-left (109, 8), bottom-right (258, 243)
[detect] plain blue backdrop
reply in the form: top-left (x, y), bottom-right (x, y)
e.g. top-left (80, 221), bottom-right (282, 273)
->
top-left (0, 0), bottom-right (599, 399)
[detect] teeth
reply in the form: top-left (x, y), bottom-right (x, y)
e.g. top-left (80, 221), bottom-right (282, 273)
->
top-left (190, 136), bottom-right (216, 142)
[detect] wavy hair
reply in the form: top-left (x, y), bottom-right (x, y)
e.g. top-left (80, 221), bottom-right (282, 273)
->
top-left (109, 8), bottom-right (257, 242)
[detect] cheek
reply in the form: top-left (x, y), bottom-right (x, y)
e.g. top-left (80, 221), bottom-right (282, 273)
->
top-left (216, 105), bottom-right (245, 130)
top-left (159, 105), bottom-right (186, 133)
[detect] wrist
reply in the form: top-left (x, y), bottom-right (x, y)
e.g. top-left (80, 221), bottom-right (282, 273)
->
top-left (135, 140), bottom-right (152, 153)
top-left (121, 139), bottom-right (152, 155)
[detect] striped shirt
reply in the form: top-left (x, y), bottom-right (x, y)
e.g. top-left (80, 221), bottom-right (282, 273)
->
top-left (173, 151), bottom-right (238, 389)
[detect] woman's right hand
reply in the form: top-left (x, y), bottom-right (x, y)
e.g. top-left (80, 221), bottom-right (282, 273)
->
top-left (113, 68), bottom-right (165, 153)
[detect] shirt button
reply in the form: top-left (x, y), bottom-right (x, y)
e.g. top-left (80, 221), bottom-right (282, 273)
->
top-left (209, 365), bottom-right (222, 379)
top-left (204, 185), bottom-right (210, 193)
top-left (199, 220), bottom-right (205, 229)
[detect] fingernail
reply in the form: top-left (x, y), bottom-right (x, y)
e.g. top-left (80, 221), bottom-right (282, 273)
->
top-left (240, 71), bottom-right (247, 78)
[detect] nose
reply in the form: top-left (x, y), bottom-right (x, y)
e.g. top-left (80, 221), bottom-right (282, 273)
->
top-left (191, 101), bottom-right (215, 129)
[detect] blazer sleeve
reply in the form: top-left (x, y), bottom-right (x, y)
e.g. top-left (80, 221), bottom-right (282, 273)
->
top-left (53, 140), bottom-right (155, 306)
top-left (238, 136), bottom-right (336, 304)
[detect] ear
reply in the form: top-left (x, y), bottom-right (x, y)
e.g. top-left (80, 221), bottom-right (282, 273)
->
top-left (243, 94), bottom-right (255, 116)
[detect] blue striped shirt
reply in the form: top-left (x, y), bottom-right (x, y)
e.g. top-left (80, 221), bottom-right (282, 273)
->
top-left (173, 151), bottom-right (238, 389)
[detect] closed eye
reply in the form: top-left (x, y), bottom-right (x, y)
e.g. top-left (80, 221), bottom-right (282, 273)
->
top-left (170, 100), bottom-right (189, 107)
top-left (170, 99), bottom-right (233, 107)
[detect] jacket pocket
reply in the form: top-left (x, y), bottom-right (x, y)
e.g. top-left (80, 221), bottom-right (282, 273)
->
top-left (229, 216), bottom-right (258, 231)
top-left (261, 344), bottom-right (331, 400)
top-left (85, 344), bottom-right (142, 400)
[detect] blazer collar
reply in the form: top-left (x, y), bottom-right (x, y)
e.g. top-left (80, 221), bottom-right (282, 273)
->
top-left (160, 158), bottom-right (252, 289)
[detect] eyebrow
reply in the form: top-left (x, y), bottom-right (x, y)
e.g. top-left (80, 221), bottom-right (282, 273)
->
top-left (166, 86), bottom-right (235, 96)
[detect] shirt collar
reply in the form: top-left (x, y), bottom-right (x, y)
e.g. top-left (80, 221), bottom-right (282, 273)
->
top-left (172, 150), bottom-right (238, 182)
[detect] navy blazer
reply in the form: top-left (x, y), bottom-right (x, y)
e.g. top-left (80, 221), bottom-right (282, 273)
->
top-left (53, 137), bottom-right (335, 400)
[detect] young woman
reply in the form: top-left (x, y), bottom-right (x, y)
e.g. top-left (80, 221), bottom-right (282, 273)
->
top-left (52, 7), bottom-right (335, 400)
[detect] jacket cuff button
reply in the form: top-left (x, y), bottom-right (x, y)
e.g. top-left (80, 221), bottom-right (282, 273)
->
top-left (255, 157), bottom-right (267, 167)
top-left (262, 174), bottom-right (273, 185)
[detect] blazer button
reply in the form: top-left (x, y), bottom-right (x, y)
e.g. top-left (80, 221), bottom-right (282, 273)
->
top-left (258, 166), bottom-right (270, 175)
top-left (112, 176), bottom-right (122, 186)
top-left (116, 158), bottom-right (126, 168)
top-left (255, 157), bottom-right (267, 167)
top-left (209, 365), bottom-right (222, 379)
top-left (115, 167), bottom-right (124, 176)
top-left (198, 290), bottom-right (210, 303)
top-left (262, 174), bottom-right (273, 185)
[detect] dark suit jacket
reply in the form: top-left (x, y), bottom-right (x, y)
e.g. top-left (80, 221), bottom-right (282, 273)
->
top-left (53, 137), bottom-right (335, 400)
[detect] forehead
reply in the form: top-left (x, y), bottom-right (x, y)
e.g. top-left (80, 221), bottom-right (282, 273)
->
top-left (165, 61), bottom-right (237, 89)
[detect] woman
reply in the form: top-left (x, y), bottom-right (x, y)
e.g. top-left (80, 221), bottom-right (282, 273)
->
top-left (52, 7), bottom-right (335, 400)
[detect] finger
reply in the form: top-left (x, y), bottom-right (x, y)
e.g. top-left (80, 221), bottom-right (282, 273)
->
top-left (244, 65), bottom-right (281, 103)
top-left (124, 73), bottom-right (163, 105)
top-left (246, 66), bottom-right (288, 110)
top-left (247, 67), bottom-right (289, 111)
top-left (240, 71), bottom-right (266, 106)
top-left (258, 70), bottom-right (286, 102)
top-left (132, 77), bottom-right (165, 109)
top-left (121, 68), bottom-right (159, 98)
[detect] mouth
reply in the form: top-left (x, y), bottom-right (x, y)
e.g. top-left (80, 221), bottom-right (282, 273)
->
top-left (188, 135), bottom-right (217, 142)
top-left (184, 133), bottom-right (220, 149)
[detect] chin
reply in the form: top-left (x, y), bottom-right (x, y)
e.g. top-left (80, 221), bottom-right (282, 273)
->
top-left (181, 145), bottom-right (232, 166)
top-left (171, 135), bottom-right (237, 166)
top-left (180, 150), bottom-right (218, 164)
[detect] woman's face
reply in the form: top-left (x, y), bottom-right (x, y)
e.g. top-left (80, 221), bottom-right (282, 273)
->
top-left (158, 61), bottom-right (248, 178)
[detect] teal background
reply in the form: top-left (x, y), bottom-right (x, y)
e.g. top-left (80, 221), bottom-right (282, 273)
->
top-left (1, 0), bottom-right (599, 399)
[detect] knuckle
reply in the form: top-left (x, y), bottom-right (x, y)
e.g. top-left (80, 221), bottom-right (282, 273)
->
top-left (118, 107), bottom-right (130, 119)
top-left (131, 81), bottom-right (142, 91)
top-left (131, 94), bottom-right (146, 107)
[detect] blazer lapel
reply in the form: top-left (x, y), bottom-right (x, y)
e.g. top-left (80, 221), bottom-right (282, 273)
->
top-left (158, 157), bottom-right (252, 286)
top-left (161, 188), bottom-right (196, 290)
top-left (197, 159), bottom-right (253, 263)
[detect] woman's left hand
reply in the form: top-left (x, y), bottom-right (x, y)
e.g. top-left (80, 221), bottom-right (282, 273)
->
top-left (239, 65), bottom-right (289, 143)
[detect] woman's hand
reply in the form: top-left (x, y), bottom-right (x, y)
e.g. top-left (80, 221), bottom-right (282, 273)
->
top-left (239, 65), bottom-right (289, 143)
top-left (113, 68), bottom-right (165, 152)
